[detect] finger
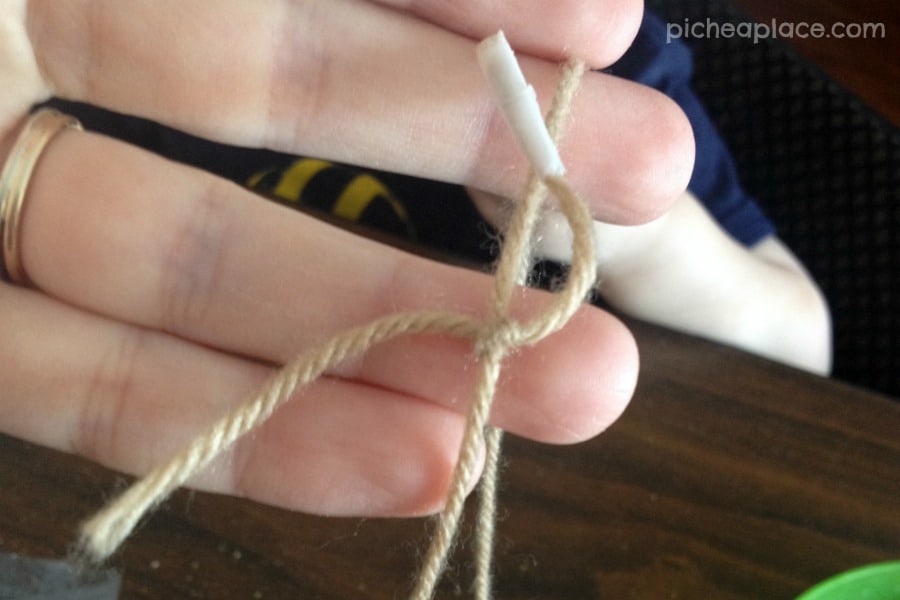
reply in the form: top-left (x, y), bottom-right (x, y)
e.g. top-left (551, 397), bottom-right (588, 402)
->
top-left (0, 1), bottom-right (51, 141)
top-left (22, 130), bottom-right (637, 443)
top-left (372, 0), bottom-right (643, 66)
top-left (27, 0), bottom-right (693, 223)
top-left (0, 284), bottom-right (467, 516)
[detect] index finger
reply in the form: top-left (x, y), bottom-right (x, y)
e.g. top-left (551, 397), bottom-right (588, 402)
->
top-left (372, 0), bottom-right (643, 66)
top-left (26, 0), bottom-right (694, 223)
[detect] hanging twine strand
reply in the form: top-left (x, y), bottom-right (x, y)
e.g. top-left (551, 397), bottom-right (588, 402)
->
top-left (472, 53), bottom-right (587, 600)
top-left (77, 32), bottom-right (594, 600)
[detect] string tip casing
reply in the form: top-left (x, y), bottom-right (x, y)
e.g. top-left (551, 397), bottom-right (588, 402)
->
top-left (476, 31), bottom-right (566, 179)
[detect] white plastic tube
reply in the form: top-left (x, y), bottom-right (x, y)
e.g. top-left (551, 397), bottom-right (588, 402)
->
top-left (477, 31), bottom-right (565, 178)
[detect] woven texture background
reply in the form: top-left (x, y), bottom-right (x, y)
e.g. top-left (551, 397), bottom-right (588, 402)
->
top-left (647, 0), bottom-right (900, 397)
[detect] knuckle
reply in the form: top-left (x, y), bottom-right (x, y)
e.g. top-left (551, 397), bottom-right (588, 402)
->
top-left (156, 179), bottom-right (233, 335)
top-left (73, 328), bottom-right (144, 463)
top-left (263, 2), bottom-right (331, 150)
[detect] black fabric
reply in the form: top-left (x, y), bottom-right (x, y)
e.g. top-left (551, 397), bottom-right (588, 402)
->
top-left (44, 99), bottom-right (498, 265)
top-left (646, 0), bottom-right (900, 397)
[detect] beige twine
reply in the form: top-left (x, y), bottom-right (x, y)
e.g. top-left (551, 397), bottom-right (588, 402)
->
top-left (77, 56), bottom-right (592, 600)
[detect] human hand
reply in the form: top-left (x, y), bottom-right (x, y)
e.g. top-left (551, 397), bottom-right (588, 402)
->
top-left (0, 0), bottom-right (693, 517)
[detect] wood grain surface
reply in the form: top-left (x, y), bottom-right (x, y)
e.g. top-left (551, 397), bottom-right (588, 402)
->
top-left (2, 321), bottom-right (898, 599)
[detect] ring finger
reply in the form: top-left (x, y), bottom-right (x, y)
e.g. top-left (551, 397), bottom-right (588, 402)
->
top-left (19, 128), bottom-right (638, 445)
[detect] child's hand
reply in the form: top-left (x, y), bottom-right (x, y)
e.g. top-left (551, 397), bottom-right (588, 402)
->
top-left (474, 189), bottom-right (832, 374)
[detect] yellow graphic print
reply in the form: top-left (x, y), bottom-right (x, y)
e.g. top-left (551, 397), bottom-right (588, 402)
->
top-left (247, 158), bottom-right (415, 239)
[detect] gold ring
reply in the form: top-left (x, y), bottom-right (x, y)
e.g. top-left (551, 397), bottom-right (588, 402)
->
top-left (0, 108), bottom-right (82, 286)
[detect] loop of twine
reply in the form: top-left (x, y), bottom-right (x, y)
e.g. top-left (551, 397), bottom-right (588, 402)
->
top-left (77, 57), bottom-right (593, 600)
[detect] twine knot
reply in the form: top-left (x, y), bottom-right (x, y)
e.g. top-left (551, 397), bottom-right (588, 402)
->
top-left (474, 316), bottom-right (523, 359)
top-left (77, 34), bottom-right (594, 600)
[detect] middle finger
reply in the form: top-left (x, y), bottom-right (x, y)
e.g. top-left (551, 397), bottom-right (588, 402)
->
top-left (28, 0), bottom-right (693, 223)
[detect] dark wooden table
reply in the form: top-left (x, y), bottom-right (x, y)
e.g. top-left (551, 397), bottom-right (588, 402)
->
top-left (2, 320), bottom-right (898, 599)
top-left (3, 2), bottom-right (899, 599)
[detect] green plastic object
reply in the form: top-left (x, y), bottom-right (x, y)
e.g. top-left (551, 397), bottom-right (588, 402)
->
top-left (797, 562), bottom-right (900, 600)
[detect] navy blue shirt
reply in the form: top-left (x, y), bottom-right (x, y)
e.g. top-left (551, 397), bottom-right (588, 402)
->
top-left (610, 11), bottom-right (775, 246)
